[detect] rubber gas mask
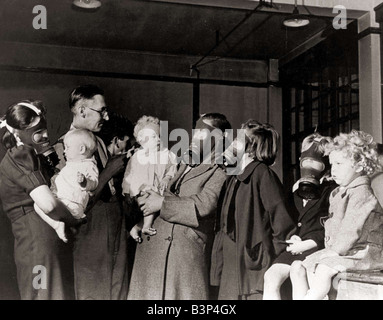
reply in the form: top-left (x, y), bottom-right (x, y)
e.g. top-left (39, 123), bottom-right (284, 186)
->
top-left (297, 137), bottom-right (329, 200)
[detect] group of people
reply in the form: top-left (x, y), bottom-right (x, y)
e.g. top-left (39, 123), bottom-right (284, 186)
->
top-left (1, 84), bottom-right (383, 300)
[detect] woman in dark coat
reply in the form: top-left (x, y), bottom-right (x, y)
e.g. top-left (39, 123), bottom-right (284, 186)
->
top-left (0, 100), bottom-right (80, 299)
top-left (210, 120), bottom-right (296, 300)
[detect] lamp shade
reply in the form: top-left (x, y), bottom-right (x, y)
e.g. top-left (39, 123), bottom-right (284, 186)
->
top-left (73, 0), bottom-right (101, 9)
top-left (283, 6), bottom-right (310, 28)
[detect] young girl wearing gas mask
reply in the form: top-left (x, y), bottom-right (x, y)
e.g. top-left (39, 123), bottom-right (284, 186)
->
top-left (0, 100), bottom-right (79, 299)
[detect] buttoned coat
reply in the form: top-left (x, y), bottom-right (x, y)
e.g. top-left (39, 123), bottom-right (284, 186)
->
top-left (303, 176), bottom-right (383, 272)
top-left (128, 163), bottom-right (227, 300)
top-left (290, 181), bottom-right (337, 248)
top-left (210, 161), bottom-right (296, 296)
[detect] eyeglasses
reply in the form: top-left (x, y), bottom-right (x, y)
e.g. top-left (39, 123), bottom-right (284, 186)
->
top-left (86, 106), bottom-right (108, 117)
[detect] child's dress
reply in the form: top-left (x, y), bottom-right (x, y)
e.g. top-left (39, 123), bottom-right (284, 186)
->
top-left (302, 176), bottom-right (383, 273)
top-left (53, 158), bottom-right (98, 219)
top-left (122, 148), bottom-right (177, 196)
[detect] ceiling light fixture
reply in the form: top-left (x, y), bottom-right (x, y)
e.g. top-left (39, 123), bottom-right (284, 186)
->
top-left (283, 0), bottom-right (310, 28)
top-left (73, 0), bottom-right (101, 10)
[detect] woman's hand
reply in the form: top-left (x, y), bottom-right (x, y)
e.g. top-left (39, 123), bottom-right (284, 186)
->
top-left (137, 190), bottom-right (164, 216)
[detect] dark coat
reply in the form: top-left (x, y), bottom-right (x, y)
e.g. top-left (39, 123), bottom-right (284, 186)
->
top-left (128, 163), bottom-right (227, 300)
top-left (210, 161), bottom-right (296, 296)
top-left (289, 180), bottom-right (337, 248)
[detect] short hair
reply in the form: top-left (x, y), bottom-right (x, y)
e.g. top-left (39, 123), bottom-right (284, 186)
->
top-left (242, 120), bottom-right (279, 166)
top-left (326, 130), bottom-right (379, 176)
top-left (65, 129), bottom-right (97, 157)
top-left (200, 113), bottom-right (232, 132)
top-left (69, 84), bottom-right (104, 110)
top-left (1, 100), bottom-right (46, 149)
top-left (98, 111), bottom-right (134, 145)
top-left (133, 115), bottom-right (160, 140)
top-left (301, 132), bottom-right (332, 154)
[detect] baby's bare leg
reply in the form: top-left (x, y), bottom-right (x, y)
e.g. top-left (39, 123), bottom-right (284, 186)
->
top-left (33, 203), bottom-right (68, 243)
top-left (142, 214), bottom-right (157, 236)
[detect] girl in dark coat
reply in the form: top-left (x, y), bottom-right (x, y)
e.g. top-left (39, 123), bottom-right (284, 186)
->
top-left (263, 133), bottom-right (336, 300)
top-left (210, 120), bottom-right (296, 300)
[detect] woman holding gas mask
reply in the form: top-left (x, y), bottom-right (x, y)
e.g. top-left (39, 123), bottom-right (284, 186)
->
top-left (0, 100), bottom-right (81, 300)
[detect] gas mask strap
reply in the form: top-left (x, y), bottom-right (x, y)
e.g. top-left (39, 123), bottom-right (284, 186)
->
top-left (17, 103), bottom-right (42, 116)
top-left (0, 119), bottom-right (16, 133)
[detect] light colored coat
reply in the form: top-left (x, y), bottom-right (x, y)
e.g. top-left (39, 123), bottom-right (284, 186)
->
top-left (303, 176), bottom-right (383, 273)
top-left (128, 163), bottom-right (226, 300)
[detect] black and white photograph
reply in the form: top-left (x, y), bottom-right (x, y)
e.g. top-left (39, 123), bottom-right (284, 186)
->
top-left (0, 0), bottom-right (383, 304)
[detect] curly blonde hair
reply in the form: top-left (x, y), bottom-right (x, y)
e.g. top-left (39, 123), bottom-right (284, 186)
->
top-left (326, 130), bottom-right (380, 176)
top-left (133, 115), bottom-right (160, 140)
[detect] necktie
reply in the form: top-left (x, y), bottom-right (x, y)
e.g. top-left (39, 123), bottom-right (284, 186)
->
top-left (95, 136), bottom-right (116, 196)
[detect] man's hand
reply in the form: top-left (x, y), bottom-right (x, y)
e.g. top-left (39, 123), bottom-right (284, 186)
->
top-left (85, 154), bottom-right (127, 213)
top-left (137, 190), bottom-right (164, 216)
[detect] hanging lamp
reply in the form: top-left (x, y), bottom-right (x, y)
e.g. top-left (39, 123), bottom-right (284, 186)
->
top-left (283, 0), bottom-right (310, 28)
top-left (73, 0), bottom-right (101, 10)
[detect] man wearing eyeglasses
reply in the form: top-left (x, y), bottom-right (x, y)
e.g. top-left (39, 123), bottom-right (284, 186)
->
top-left (53, 84), bottom-right (129, 300)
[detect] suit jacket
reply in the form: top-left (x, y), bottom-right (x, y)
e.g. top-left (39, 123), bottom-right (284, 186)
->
top-left (128, 163), bottom-right (227, 300)
top-left (289, 180), bottom-right (337, 249)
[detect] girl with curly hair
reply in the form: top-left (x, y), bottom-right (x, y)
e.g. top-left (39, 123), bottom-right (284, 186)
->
top-left (290, 130), bottom-right (383, 300)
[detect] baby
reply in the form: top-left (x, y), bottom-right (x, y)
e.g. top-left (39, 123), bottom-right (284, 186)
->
top-left (34, 129), bottom-right (98, 242)
top-left (122, 115), bottom-right (177, 242)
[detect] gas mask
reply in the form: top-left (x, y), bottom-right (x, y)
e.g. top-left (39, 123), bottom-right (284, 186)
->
top-left (182, 118), bottom-right (224, 166)
top-left (14, 103), bottom-right (59, 168)
top-left (221, 130), bottom-right (249, 169)
top-left (296, 138), bottom-right (329, 200)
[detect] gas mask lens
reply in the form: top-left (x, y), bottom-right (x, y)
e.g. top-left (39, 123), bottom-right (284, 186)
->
top-left (300, 158), bottom-right (325, 172)
top-left (32, 129), bottom-right (49, 145)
